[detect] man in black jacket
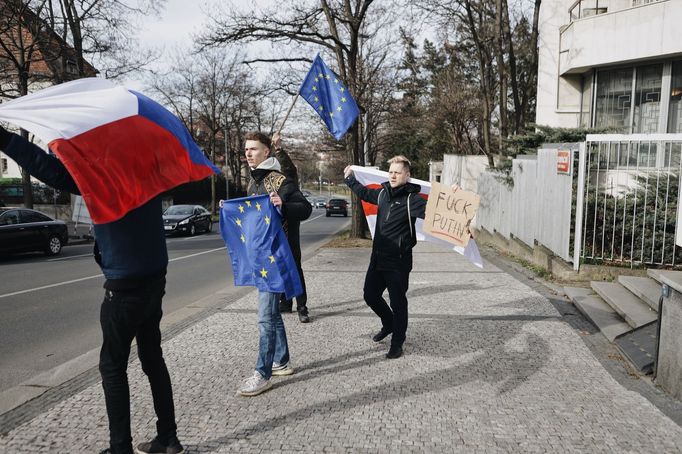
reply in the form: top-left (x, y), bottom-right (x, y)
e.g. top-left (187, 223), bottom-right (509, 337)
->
top-left (344, 156), bottom-right (427, 359)
top-left (235, 131), bottom-right (312, 397)
top-left (0, 126), bottom-right (183, 454)
top-left (271, 132), bottom-right (311, 323)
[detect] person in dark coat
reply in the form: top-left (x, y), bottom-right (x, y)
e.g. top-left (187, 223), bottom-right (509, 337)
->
top-left (234, 131), bottom-right (312, 397)
top-left (0, 125), bottom-right (184, 454)
top-left (344, 156), bottom-right (427, 359)
top-left (271, 132), bottom-right (311, 323)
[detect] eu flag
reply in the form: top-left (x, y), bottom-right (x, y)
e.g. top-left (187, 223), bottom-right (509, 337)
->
top-left (299, 54), bottom-right (360, 140)
top-left (219, 194), bottom-right (303, 299)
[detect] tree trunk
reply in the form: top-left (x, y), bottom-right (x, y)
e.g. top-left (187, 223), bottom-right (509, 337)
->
top-left (502, 0), bottom-right (522, 134)
top-left (19, 67), bottom-right (33, 207)
top-left (528, 0), bottom-right (542, 126)
top-left (464, 1), bottom-right (494, 167)
top-left (495, 0), bottom-right (508, 147)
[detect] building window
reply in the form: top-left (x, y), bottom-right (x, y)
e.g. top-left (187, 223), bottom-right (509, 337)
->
top-left (632, 64), bottom-right (663, 133)
top-left (1, 157), bottom-right (7, 174)
top-left (668, 61), bottom-right (682, 133)
top-left (595, 68), bottom-right (633, 133)
top-left (66, 60), bottom-right (78, 75)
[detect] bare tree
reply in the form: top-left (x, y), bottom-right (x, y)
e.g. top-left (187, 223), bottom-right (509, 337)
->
top-left (200, 0), bottom-right (382, 237)
top-left (49, 0), bottom-right (164, 79)
top-left (0, 0), bottom-right (58, 207)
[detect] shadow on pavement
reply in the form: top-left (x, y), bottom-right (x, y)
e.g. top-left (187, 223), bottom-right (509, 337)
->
top-left (199, 296), bottom-right (552, 450)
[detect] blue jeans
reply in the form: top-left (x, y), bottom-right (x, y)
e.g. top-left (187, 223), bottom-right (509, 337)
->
top-left (256, 291), bottom-right (290, 379)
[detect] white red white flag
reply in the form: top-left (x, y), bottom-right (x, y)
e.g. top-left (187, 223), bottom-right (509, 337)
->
top-left (350, 166), bottom-right (483, 268)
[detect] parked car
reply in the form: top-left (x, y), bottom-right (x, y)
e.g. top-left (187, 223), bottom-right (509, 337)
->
top-left (163, 204), bottom-right (212, 236)
top-left (0, 208), bottom-right (68, 256)
top-left (326, 199), bottom-right (348, 217)
top-left (314, 198), bottom-right (327, 209)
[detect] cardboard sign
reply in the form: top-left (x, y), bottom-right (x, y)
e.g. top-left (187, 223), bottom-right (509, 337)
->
top-left (423, 181), bottom-right (480, 247)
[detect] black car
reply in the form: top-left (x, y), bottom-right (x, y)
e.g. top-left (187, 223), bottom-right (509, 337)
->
top-left (326, 199), bottom-right (348, 217)
top-left (163, 204), bottom-right (212, 236)
top-left (0, 208), bottom-right (69, 256)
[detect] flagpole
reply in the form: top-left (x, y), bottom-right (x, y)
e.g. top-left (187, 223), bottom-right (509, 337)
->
top-left (276, 93), bottom-right (299, 135)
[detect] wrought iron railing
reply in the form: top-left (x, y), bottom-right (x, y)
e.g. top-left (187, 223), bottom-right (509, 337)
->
top-left (574, 135), bottom-right (682, 268)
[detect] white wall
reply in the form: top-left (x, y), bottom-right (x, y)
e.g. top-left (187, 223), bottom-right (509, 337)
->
top-left (510, 157), bottom-right (538, 248)
top-left (476, 150), bottom-right (576, 262)
top-left (536, 149), bottom-right (575, 262)
top-left (441, 155), bottom-right (490, 194)
top-left (536, 0), bottom-right (580, 129)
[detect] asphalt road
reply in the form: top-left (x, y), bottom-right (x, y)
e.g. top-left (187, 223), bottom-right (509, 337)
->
top-left (0, 209), bottom-right (349, 392)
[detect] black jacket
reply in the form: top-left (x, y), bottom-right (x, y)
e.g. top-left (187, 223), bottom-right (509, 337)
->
top-left (247, 168), bottom-right (312, 263)
top-left (345, 174), bottom-right (426, 271)
top-left (0, 131), bottom-right (168, 285)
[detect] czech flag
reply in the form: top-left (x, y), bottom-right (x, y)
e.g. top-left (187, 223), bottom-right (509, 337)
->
top-left (349, 165), bottom-right (484, 268)
top-left (0, 78), bottom-right (220, 224)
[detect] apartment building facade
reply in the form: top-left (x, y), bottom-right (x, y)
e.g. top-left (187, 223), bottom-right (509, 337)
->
top-left (536, 0), bottom-right (682, 133)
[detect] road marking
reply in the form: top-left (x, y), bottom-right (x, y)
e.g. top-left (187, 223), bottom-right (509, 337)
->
top-left (47, 253), bottom-right (93, 262)
top-left (0, 247), bottom-right (227, 299)
top-left (302, 214), bottom-right (326, 224)
top-left (0, 274), bottom-right (104, 299)
top-left (181, 233), bottom-right (215, 241)
top-left (169, 247), bottom-right (226, 262)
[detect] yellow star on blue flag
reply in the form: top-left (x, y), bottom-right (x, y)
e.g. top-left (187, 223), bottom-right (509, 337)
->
top-left (299, 54), bottom-right (360, 140)
top-left (219, 194), bottom-right (303, 299)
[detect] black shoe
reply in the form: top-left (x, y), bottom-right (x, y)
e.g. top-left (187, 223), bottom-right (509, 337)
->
top-left (279, 301), bottom-right (293, 313)
top-left (372, 327), bottom-right (393, 342)
top-left (99, 450), bottom-right (112, 454)
top-left (386, 345), bottom-right (403, 359)
top-left (298, 311), bottom-right (310, 323)
top-left (135, 437), bottom-right (185, 454)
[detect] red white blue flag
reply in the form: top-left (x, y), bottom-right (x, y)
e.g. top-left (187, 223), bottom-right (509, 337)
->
top-left (0, 78), bottom-right (220, 224)
top-left (350, 165), bottom-right (483, 268)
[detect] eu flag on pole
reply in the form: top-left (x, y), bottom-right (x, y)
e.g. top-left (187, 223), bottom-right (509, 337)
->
top-left (299, 54), bottom-right (360, 140)
top-left (219, 194), bottom-right (303, 300)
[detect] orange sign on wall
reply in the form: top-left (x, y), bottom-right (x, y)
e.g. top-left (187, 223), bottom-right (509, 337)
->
top-left (557, 150), bottom-right (571, 175)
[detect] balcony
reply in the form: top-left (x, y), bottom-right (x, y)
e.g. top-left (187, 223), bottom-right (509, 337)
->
top-left (569, 0), bottom-right (665, 22)
top-left (560, 0), bottom-right (681, 75)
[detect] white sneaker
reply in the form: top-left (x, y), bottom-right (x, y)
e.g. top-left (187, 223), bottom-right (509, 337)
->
top-left (237, 371), bottom-right (272, 396)
top-left (271, 362), bottom-right (295, 376)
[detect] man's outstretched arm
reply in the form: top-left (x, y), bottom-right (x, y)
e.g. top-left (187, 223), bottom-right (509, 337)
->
top-left (0, 126), bottom-right (80, 194)
top-left (344, 166), bottom-right (381, 205)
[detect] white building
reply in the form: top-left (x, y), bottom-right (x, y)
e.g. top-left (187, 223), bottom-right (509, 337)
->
top-left (0, 153), bottom-right (22, 179)
top-left (536, 0), bottom-right (682, 133)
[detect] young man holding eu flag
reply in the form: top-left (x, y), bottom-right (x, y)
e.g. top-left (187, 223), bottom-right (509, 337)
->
top-left (236, 131), bottom-right (312, 396)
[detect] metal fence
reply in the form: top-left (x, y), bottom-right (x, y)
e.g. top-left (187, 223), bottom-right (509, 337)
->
top-left (574, 134), bottom-right (682, 269)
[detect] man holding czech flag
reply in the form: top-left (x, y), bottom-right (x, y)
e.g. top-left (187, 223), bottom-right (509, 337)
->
top-left (0, 78), bottom-right (226, 454)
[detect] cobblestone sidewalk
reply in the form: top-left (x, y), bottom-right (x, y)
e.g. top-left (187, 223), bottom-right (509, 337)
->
top-left (1, 243), bottom-right (681, 453)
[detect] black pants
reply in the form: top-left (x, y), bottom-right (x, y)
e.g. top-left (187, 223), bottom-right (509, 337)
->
top-left (280, 257), bottom-right (308, 313)
top-left (99, 277), bottom-right (177, 454)
top-left (363, 265), bottom-right (410, 348)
